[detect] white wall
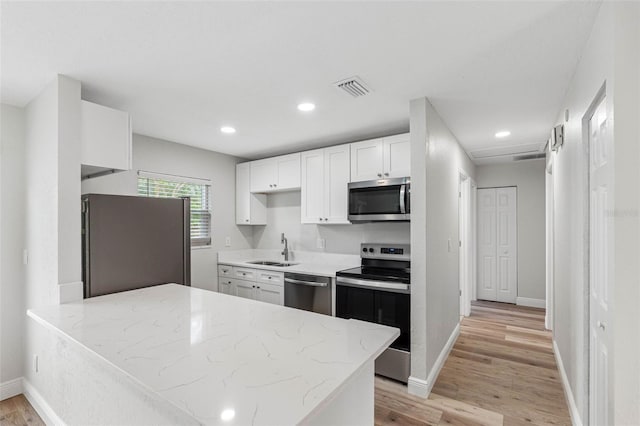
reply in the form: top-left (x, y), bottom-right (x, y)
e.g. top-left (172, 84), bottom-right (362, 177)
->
top-left (82, 134), bottom-right (253, 292)
top-left (409, 97), bottom-right (476, 396)
top-left (1, 104), bottom-right (26, 386)
top-left (252, 191), bottom-right (410, 254)
top-left (552, 2), bottom-right (640, 424)
top-left (476, 160), bottom-right (546, 301)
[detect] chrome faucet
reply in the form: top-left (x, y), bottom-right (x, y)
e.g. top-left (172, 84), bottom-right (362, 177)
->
top-left (281, 233), bottom-right (289, 261)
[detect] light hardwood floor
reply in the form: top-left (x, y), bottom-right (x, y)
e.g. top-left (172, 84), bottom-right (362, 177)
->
top-left (375, 300), bottom-right (571, 426)
top-left (1, 301), bottom-right (570, 426)
top-left (0, 395), bottom-right (43, 426)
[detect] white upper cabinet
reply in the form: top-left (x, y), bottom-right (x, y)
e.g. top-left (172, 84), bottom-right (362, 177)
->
top-left (350, 138), bottom-right (384, 182)
top-left (383, 134), bottom-right (411, 178)
top-left (250, 153), bottom-right (301, 193)
top-left (81, 100), bottom-right (132, 178)
top-left (350, 133), bottom-right (410, 182)
top-left (301, 144), bottom-right (350, 224)
top-left (236, 162), bottom-right (267, 225)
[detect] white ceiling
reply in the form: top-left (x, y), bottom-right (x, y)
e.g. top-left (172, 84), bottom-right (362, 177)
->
top-left (1, 1), bottom-right (600, 160)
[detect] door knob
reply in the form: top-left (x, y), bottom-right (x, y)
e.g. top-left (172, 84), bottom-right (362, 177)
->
top-left (597, 321), bottom-right (606, 330)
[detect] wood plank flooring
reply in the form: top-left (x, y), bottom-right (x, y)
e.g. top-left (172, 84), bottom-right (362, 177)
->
top-left (375, 300), bottom-right (572, 426)
top-left (1, 301), bottom-right (570, 426)
top-left (0, 395), bottom-right (43, 426)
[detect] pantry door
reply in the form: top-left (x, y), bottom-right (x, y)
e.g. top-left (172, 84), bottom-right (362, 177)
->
top-left (477, 187), bottom-right (517, 303)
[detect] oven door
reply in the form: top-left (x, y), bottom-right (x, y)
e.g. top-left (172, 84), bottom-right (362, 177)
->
top-left (348, 178), bottom-right (410, 222)
top-left (335, 278), bottom-right (410, 352)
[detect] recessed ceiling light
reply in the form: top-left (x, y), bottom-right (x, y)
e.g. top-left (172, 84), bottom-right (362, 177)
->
top-left (297, 102), bottom-right (316, 112)
top-left (220, 126), bottom-right (236, 134)
top-left (220, 409), bottom-right (235, 422)
top-left (495, 130), bottom-right (511, 138)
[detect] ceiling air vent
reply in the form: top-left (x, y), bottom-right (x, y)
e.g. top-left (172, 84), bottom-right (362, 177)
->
top-left (470, 143), bottom-right (542, 160)
top-left (513, 153), bottom-right (546, 161)
top-left (333, 76), bottom-right (372, 98)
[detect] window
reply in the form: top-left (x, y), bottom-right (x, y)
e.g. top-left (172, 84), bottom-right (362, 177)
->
top-left (137, 172), bottom-right (212, 247)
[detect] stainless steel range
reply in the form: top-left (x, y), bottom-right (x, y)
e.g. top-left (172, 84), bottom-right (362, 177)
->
top-left (336, 243), bottom-right (410, 383)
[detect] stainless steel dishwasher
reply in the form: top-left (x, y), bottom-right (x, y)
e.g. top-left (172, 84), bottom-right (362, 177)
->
top-left (284, 273), bottom-right (332, 316)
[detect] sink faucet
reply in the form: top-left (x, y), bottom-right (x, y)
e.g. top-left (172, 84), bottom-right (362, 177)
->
top-left (281, 233), bottom-right (289, 261)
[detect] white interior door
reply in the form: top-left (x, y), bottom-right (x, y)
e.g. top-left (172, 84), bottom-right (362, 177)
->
top-left (477, 189), bottom-right (498, 301)
top-left (477, 187), bottom-right (517, 303)
top-left (495, 187), bottom-right (517, 303)
top-left (589, 93), bottom-right (610, 426)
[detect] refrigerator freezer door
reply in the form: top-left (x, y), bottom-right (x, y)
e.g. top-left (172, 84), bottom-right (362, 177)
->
top-left (83, 194), bottom-right (190, 298)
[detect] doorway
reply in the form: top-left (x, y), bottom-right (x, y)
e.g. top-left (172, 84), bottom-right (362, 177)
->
top-left (458, 173), bottom-right (476, 317)
top-left (477, 187), bottom-right (518, 303)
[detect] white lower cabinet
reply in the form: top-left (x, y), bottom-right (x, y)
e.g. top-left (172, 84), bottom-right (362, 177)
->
top-left (218, 265), bottom-right (284, 306)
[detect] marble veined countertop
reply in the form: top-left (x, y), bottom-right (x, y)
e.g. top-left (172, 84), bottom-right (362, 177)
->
top-left (27, 284), bottom-right (398, 425)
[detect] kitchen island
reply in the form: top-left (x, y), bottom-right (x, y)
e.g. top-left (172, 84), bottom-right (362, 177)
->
top-left (26, 284), bottom-right (398, 425)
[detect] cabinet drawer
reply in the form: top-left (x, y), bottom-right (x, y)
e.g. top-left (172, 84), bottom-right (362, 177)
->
top-left (233, 267), bottom-right (256, 281)
top-left (218, 265), bottom-right (233, 277)
top-left (256, 270), bottom-right (284, 286)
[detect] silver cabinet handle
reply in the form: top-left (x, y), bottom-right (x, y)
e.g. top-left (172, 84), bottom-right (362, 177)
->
top-left (245, 219), bottom-right (249, 222)
top-left (319, 217), bottom-right (322, 221)
top-left (597, 321), bottom-right (606, 330)
top-left (324, 218), bottom-right (328, 221)
top-left (384, 172), bottom-right (389, 176)
top-left (377, 173), bottom-right (382, 177)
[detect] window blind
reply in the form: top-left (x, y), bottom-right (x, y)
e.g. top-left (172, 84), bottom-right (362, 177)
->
top-left (137, 175), bottom-right (212, 247)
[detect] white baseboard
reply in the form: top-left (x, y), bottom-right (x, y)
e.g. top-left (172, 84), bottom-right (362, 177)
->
top-left (23, 378), bottom-right (66, 426)
top-left (0, 377), bottom-right (23, 401)
top-left (57, 281), bottom-right (83, 304)
top-left (516, 297), bottom-right (546, 309)
top-left (552, 340), bottom-right (583, 426)
top-left (408, 322), bottom-right (460, 398)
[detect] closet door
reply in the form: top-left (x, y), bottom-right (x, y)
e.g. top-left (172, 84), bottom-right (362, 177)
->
top-left (477, 187), bottom-right (517, 303)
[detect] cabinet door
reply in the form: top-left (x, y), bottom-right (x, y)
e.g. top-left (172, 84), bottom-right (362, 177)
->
top-left (350, 138), bottom-right (384, 182)
top-left (236, 163), bottom-right (251, 224)
top-left (250, 159), bottom-right (277, 192)
top-left (301, 149), bottom-right (325, 224)
top-left (324, 145), bottom-right (350, 224)
top-left (234, 279), bottom-right (256, 300)
top-left (256, 282), bottom-right (284, 306)
top-left (81, 100), bottom-right (131, 172)
top-left (383, 134), bottom-right (410, 178)
top-left (236, 163), bottom-right (266, 225)
top-left (219, 278), bottom-right (235, 295)
top-left (276, 153), bottom-right (301, 190)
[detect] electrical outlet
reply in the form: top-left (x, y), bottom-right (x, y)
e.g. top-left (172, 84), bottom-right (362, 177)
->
top-left (316, 238), bottom-right (326, 249)
top-left (33, 354), bottom-right (38, 373)
top-left (23, 249), bottom-right (28, 265)
top-left (225, 237), bottom-right (231, 247)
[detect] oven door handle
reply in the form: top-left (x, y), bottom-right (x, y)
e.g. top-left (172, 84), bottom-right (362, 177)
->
top-left (336, 277), bottom-right (410, 293)
top-left (284, 278), bottom-right (328, 287)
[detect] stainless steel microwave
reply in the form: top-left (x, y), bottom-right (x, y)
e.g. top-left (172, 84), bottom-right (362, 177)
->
top-left (348, 177), bottom-right (410, 222)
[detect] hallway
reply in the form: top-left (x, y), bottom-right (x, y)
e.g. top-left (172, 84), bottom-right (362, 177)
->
top-left (375, 301), bottom-right (571, 425)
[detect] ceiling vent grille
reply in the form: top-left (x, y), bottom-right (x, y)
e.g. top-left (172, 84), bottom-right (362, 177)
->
top-left (513, 153), bottom-right (546, 161)
top-left (333, 76), bottom-right (372, 98)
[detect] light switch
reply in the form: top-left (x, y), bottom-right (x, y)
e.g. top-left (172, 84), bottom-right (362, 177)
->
top-left (447, 239), bottom-right (452, 252)
top-left (316, 238), bottom-right (326, 249)
top-left (23, 249), bottom-right (28, 265)
top-left (225, 237), bottom-right (231, 247)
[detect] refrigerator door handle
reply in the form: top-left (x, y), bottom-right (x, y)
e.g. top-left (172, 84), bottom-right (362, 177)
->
top-left (182, 197), bottom-right (191, 286)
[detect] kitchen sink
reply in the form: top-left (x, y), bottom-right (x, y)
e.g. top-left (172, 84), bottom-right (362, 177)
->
top-left (247, 260), bottom-right (298, 267)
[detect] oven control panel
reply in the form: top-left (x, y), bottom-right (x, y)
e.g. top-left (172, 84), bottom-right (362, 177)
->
top-left (361, 243), bottom-right (410, 261)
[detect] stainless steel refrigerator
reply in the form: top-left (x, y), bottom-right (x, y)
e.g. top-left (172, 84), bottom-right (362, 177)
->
top-left (82, 194), bottom-right (191, 298)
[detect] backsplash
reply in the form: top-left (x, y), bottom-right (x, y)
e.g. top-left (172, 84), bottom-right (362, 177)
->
top-left (251, 192), bottom-right (411, 255)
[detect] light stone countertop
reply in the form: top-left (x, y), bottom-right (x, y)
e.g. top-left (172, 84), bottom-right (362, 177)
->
top-left (217, 249), bottom-right (361, 278)
top-left (27, 284), bottom-right (399, 425)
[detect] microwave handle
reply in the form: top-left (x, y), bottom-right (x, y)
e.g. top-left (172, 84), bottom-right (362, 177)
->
top-left (400, 184), bottom-right (406, 214)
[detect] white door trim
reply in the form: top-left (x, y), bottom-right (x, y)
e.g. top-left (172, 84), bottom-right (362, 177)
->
top-left (545, 154), bottom-right (555, 330)
top-left (458, 171), bottom-right (474, 317)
